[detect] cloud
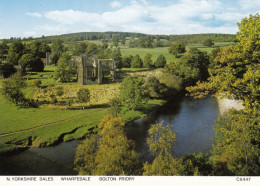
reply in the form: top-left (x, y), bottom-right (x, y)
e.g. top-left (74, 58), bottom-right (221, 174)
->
top-left (26, 12), bottom-right (42, 18)
top-left (110, 1), bottom-right (122, 8)
top-left (36, 0), bottom-right (259, 35)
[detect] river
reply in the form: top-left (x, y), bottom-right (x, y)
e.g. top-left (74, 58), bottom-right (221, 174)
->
top-left (0, 96), bottom-right (219, 175)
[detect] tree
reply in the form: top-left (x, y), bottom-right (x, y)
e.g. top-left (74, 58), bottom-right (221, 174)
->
top-left (27, 41), bottom-right (51, 58)
top-left (168, 41), bottom-right (186, 57)
top-left (76, 88), bottom-right (90, 103)
top-left (121, 37), bottom-right (126, 46)
top-left (122, 55), bottom-right (133, 68)
top-left (51, 38), bottom-right (64, 65)
top-left (143, 122), bottom-right (184, 175)
top-left (143, 53), bottom-right (153, 68)
top-left (211, 109), bottom-right (259, 175)
top-left (112, 48), bottom-right (123, 69)
top-left (19, 53), bottom-right (44, 73)
top-left (186, 14), bottom-right (260, 176)
top-left (108, 98), bottom-right (121, 117)
top-left (1, 73), bottom-right (26, 105)
top-left (54, 53), bottom-right (74, 82)
top-left (203, 39), bottom-right (214, 47)
top-left (119, 75), bottom-right (146, 110)
top-left (74, 42), bottom-right (87, 55)
top-left (131, 54), bottom-right (143, 68)
top-left (74, 115), bottom-right (139, 175)
top-left (112, 34), bottom-right (120, 48)
top-left (145, 76), bottom-right (168, 99)
top-left (187, 14), bottom-right (259, 105)
top-left (154, 54), bottom-right (166, 68)
top-left (0, 40), bottom-right (9, 59)
top-left (51, 38), bottom-right (64, 55)
top-left (7, 41), bottom-right (25, 65)
top-left (0, 62), bottom-right (16, 78)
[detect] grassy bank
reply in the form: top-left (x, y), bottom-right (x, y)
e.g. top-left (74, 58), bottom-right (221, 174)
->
top-left (0, 91), bottom-right (164, 154)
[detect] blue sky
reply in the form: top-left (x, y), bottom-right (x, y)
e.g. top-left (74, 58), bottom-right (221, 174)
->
top-left (0, 0), bottom-right (259, 39)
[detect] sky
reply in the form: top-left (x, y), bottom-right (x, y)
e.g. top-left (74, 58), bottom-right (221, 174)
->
top-left (0, 0), bottom-right (259, 39)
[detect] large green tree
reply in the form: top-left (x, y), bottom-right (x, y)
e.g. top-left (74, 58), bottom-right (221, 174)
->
top-left (0, 62), bottom-right (16, 78)
top-left (1, 73), bottom-right (26, 105)
top-left (131, 54), bottom-right (143, 68)
top-left (143, 122), bottom-right (184, 175)
top-left (154, 54), bottom-right (167, 68)
top-left (143, 53), bottom-right (153, 68)
top-left (0, 40), bottom-right (9, 59)
top-left (168, 41), bottom-right (186, 57)
top-left (119, 75), bottom-right (146, 110)
top-left (19, 53), bottom-right (44, 73)
top-left (54, 53), bottom-right (74, 82)
top-left (7, 41), bottom-right (25, 65)
top-left (74, 115), bottom-right (139, 175)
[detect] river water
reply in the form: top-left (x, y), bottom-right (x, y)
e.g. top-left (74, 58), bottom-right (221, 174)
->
top-left (0, 96), bottom-right (219, 175)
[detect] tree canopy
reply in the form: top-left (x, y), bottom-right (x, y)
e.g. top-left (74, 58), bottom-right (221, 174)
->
top-left (74, 115), bottom-right (139, 175)
top-left (186, 13), bottom-right (260, 176)
top-left (119, 75), bottom-right (146, 110)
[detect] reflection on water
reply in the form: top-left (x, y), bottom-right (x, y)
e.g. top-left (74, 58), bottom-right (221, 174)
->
top-left (0, 96), bottom-right (219, 175)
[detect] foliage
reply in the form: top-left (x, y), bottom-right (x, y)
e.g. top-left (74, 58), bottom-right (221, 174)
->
top-left (108, 97), bottom-right (121, 117)
top-left (1, 73), bottom-right (26, 105)
top-left (0, 40), bottom-right (9, 59)
top-left (112, 48), bottom-right (123, 69)
top-left (168, 41), bottom-right (186, 57)
top-left (51, 38), bottom-right (64, 55)
top-left (119, 75), bottom-right (146, 110)
top-left (0, 62), bottom-right (16, 78)
top-left (74, 115), bottom-right (139, 175)
top-left (154, 54), bottom-right (167, 68)
top-left (145, 76), bottom-right (168, 99)
top-left (146, 122), bottom-right (176, 156)
top-left (54, 53), bottom-right (74, 82)
top-left (31, 79), bottom-right (42, 88)
top-left (19, 53), bottom-right (44, 73)
top-left (122, 55), bottom-right (133, 68)
top-left (203, 39), bottom-right (214, 47)
top-left (186, 14), bottom-right (260, 176)
top-left (55, 86), bottom-right (64, 96)
top-left (211, 109), bottom-right (259, 175)
top-left (131, 54), bottom-right (143, 68)
top-left (143, 122), bottom-right (184, 175)
top-left (7, 41), bottom-right (25, 65)
top-left (143, 53), bottom-right (153, 68)
top-left (164, 48), bottom-right (209, 88)
top-left (27, 41), bottom-right (51, 58)
top-left (180, 153), bottom-right (213, 176)
top-left (186, 13), bottom-right (260, 107)
top-left (74, 42), bottom-right (87, 55)
top-left (76, 88), bottom-right (90, 104)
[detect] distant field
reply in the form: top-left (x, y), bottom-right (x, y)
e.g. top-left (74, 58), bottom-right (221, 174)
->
top-left (121, 47), bottom-right (177, 64)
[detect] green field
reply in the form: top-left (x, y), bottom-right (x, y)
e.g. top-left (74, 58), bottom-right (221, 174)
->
top-left (121, 47), bottom-right (177, 64)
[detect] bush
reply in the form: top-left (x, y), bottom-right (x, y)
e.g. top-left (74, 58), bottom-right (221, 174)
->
top-left (32, 80), bottom-right (42, 87)
top-left (56, 86), bottom-right (64, 96)
top-left (131, 55), bottom-right (143, 68)
top-left (0, 62), bottom-right (16, 78)
top-left (203, 39), bottom-right (214, 47)
top-left (154, 54), bottom-right (166, 68)
top-left (77, 88), bottom-right (90, 103)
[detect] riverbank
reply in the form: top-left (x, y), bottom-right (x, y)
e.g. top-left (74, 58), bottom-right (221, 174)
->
top-left (216, 96), bottom-right (244, 115)
top-left (0, 98), bottom-right (164, 155)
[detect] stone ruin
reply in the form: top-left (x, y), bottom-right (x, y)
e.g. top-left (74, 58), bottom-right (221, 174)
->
top-left (76, 54), bottom-right (116, 85)
top-left (45, 52), bottom-right (116, 85)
